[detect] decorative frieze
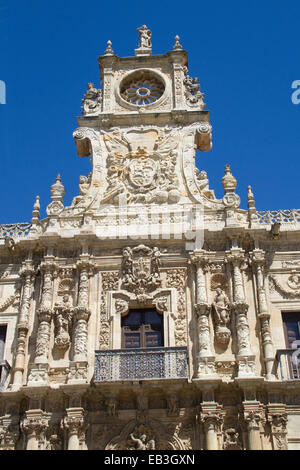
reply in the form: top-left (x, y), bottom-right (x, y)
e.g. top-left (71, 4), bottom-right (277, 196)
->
top-left (166, 268), bottom-right (187, 346)
top-left (99, 271), bottom-right (119, 349)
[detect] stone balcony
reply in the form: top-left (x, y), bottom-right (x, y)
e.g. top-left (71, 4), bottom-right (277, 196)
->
top-left (276, 349), bottom-right (300, 381)
top-left (94, 347), bottom-right (188, 383)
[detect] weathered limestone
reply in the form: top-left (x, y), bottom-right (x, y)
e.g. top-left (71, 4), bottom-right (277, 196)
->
top-left (0, 26), bottom-right (299, 451)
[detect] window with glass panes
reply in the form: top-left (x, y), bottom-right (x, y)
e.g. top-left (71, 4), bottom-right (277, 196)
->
top-left (121, 309), bottom-right (163, 349)
top-left (282, 313), bottom-right (300, 348)
top-left (0, 325), bottom-right (7, 361)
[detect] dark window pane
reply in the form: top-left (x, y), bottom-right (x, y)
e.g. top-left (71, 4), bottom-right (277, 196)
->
top-left (122, 311), bottom-right (143, 327)
top-left (145, 332), bottom-right (162, 347)
top-left (144, 310), bottom-right (163, 325)
top-left (124, 333), bottom-right (140, 349)
top-left (282, 313), bottom-right (300, 348)
top-left (0, 326), bottom-right (7, 361)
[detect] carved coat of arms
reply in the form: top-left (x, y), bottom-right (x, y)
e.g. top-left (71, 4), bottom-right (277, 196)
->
top-left (102, 129), bottom-right (181, 204)
top-left (121, 245), bottom-right (161, 298)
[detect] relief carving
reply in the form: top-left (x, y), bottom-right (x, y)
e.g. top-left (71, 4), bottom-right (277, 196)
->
top-left (121, 245), bottom-right (161, 299)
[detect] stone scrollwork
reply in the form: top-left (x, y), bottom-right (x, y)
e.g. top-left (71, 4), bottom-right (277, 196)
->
top-left (269, 273), bottom-right (300, 298)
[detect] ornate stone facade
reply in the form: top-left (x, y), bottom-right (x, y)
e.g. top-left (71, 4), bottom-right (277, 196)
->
top-left (0, 27), bottom-right (299, 451)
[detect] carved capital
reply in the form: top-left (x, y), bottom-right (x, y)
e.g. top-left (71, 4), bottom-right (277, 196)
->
top-left (244, 410), bottom-right (264, 431)
top-left (194, 302), bottom-right (210, 317)
top-left (200, 412), bottom-right (223, 432)
top-left (21, 411), bottom-right (49, 439)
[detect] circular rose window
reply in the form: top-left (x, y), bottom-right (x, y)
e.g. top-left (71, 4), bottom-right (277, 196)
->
top-left (120, 70), bottom-right (165, 106)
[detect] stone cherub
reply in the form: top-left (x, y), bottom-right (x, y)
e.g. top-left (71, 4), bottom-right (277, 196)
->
top-left (129, 432), bottom-right (155, 450)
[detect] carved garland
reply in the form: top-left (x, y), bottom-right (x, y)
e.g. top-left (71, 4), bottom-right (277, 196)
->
top-left (99, 271), bottom-right (119, 349)
top-left (166, 268), bottom-right (187, 346)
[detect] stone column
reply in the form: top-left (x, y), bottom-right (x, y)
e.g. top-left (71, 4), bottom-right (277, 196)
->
top-left (226, 248), bottom-right (255, 377)
top-left (28, 255), bottom-right (57, 385)
top-left (12, 259), bottom-right (35, 388)
top-left (35, 259), bottom-right (57, 364)
top-left (21, 410), bottom-right (49, 450)
top-left (243, 407), bottom-right (263, 450)
top-left (73, 259), bottom-right (92, 363)
top-left (190, 252), bottom-right (216, 378)
top-left (251, 249), bottom-right (274, 380)
top-left (62, 408), bottom-right (86, 450)
top-left (200, 408), bottom-right (223, 450)
top-left (267, 406), bottom-right (288, 450)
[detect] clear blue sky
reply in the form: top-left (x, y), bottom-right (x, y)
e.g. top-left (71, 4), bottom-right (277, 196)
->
top-left (0, 0), bottom-right (299, 223)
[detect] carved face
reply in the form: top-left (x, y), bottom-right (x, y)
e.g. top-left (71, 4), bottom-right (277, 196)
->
top-left (128, 159), bottom-right (157, 188)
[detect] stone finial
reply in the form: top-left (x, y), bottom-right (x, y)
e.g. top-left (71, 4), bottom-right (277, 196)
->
top-left (104, 40), bottom-right (114, 56)
top-left (173, 35), bottom-right (183, 51)
top-left (135, 25), bottom-right (152, 56)
top-left (31, 196), bottom-right (40, 224)
top-left (50, 174), bottom-right (65, 202)
top-left (247, 186), bottom-right (255, 209)
top-left (222, 164), bottom-right (237, 193)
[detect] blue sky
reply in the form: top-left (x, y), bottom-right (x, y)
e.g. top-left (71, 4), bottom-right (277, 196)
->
top-left (0, 0), bottom-right (299, 223)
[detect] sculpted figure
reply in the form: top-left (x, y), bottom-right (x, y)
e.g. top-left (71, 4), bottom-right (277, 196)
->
top-left (137, 25), bottom-right (152, 49)
top-left (130, 433), bottom-right (147, 450)
top-left (212, 288), bottom-right (231, 345)
top-left (213, 288), bottom-right (230, 325)
top-left (81, 82), bottom-right (101, 115)
top-left (129, 432), bottom-right (156, 450)
top-left (54, 294), bottom-right (73, 350)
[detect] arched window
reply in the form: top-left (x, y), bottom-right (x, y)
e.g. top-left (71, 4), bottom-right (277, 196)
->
top-left (121, 308), bottom-right (163, 349)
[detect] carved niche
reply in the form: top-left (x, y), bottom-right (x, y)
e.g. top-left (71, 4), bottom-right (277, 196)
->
top-left (210, 273), bottom-right (232, 346)
top-left (53, 271), bottom-right (75, 352)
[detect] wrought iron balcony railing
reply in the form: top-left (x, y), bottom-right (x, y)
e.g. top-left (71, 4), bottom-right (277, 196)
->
top-left (0, 360), bottom-right (11, 391)
top-left (276, 349), bottom-right (300, 381)
top-left (94, 347), bottom-right (188, 382)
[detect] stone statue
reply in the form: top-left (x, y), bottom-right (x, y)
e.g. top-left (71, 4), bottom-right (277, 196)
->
top-left (130, 432), bottom-right (156, 450)
top-left (81, 82), bottom-right (101, 115)
top-left (136, 25), bottom-right (152, 49)
top-left (212, 288), bottom-right (231, 345)
top-left (54, 294), bottom-right (73, 350)
top-left (184, 75), bottom-right (205, 107)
